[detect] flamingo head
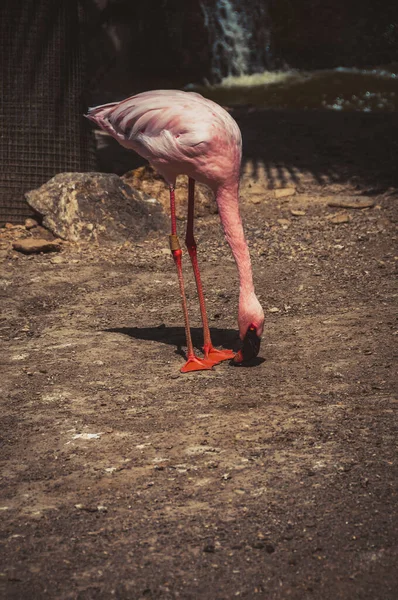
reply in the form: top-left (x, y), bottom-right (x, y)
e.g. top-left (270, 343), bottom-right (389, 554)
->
top-left (232, 292), bottom-right (264, 365)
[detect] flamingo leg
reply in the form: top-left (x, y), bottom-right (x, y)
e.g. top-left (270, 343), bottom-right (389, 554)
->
top-left (185, 178), bottom-right (235, 364)
top-left (169, 185), bottom-right (214, 373)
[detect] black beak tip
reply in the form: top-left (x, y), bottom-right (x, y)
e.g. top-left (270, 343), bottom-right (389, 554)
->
top-left (231, 326), bottom-right (261, 366)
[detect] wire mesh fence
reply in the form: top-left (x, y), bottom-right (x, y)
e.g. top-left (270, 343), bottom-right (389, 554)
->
top-left (0, 0), bottom-right (96, 224)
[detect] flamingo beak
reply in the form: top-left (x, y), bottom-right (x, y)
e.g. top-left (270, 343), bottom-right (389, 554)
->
top-left (232, 325), bottom-right (261, 365)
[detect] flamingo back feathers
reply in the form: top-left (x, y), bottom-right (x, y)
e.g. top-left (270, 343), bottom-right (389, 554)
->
top-left (86, 90), bottom-right (242, 186)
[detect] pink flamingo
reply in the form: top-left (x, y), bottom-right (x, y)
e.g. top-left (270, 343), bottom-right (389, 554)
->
top-left (86, 90), bottom-right (264, 372)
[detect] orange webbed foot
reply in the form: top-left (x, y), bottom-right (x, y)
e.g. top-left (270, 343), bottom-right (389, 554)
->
top-left (203, 346), bottom-right (236, 365)
top-left (180, 356), bottom-right (215, 373)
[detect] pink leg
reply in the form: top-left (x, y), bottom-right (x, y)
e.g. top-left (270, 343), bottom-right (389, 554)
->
top-left (185, 178), bottom-right (235, 364)
top-left (169, 185), bottom-right (214, 373)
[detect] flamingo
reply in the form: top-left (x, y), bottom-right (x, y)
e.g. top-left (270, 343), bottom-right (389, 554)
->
top-left (86, 89), bottom-right (264, 372)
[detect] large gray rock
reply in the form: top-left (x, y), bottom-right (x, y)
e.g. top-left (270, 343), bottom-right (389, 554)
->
top-left (25, 172), bottom-right (167, 243)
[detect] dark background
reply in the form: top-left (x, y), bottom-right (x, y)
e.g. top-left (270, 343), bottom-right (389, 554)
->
top-left (86, 0), bottom-right (398, 96)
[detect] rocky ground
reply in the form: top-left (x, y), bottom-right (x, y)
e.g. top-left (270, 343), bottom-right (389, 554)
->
top-left (0, 108), bottom-right (397, 599)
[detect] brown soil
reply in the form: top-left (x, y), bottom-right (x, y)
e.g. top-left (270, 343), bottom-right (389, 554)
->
top-left (1, 109), bottom-right (397, 599)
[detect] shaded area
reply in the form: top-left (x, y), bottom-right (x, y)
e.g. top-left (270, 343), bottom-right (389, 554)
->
top-left (106, 326), bottom-right (265, 367)
top-left (106, 325), bottom-right (240, 354)
top-left (236, 108), bottom-right (398, 191)
top-left (269, 0), bottom-right (398, 70)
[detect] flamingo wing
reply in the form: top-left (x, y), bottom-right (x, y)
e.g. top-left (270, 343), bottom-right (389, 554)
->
top-left (86, 90), bottom-right (241, 184)
top-left (87, 91), bottom-right (214, 163)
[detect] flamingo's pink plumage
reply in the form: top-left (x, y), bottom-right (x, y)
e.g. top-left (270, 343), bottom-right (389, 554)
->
top-left (87, 89), bottom-right (264, 371)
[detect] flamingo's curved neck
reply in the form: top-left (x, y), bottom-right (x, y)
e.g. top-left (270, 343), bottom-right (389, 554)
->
top-left (215, 182), bottom-right (255, 296)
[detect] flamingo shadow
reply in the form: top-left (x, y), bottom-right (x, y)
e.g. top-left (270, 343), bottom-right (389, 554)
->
top-left (105, 325), bottom-right (238, 356)
top-left (104, 325), bottom-right (264, 367)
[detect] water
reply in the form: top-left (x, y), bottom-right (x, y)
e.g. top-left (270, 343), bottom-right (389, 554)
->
top-left (200, 0), bottom-right (275, 81)
top-left (189, 65), bottom-right (398, 113)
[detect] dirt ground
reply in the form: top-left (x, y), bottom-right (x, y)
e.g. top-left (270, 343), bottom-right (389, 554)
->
top-left (1, 109), bottom-right (397, 599)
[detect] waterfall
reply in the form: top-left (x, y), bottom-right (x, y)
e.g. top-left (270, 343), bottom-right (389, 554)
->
top-left (201, 0), bottom-right (274, 82)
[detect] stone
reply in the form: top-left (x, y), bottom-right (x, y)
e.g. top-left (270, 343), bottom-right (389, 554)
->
top-left (75, 504), bottom-right (107, 513)
top-left (274, 187), bottom-right (296, 199)
top-left (50, 255), bottom-right (66, 264)
top-left (25, 218), bottom-right (39, 230)
top-left (329, 213), bottom-right (351, 225)
top-left (122, 165), bottom-right (217, 219)
top-left (327, 196), bottom-right (375, 209)
top-left (290, 209), bottom-right (306, 216)
top-left (25, 172), bottom-right (167, 243)
top-left (277, 218), bottom-right (291, 228)
top-left (13, 238), bottom-right (62, 254)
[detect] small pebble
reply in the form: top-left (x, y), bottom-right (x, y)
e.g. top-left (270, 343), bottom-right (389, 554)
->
top-left (327, 196), bottom-right (375, 209)
top-left (274, 187), bottom-right (296, 199)
top-left (277, 218), bottom-right (291, 228)
top-left (25, 218), bottom-right (39, 230)
top-left (329, 213), bottom-right (351, 225)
